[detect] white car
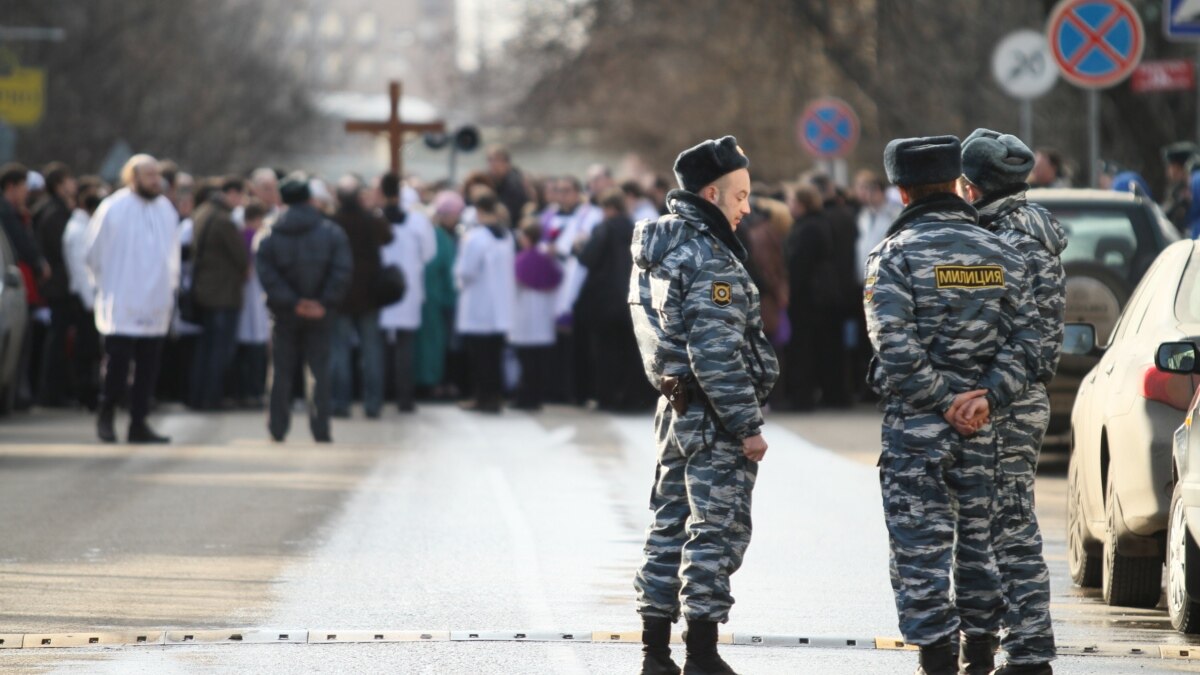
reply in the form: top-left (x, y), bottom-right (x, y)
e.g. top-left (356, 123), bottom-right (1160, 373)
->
top-left (1065, 239), bottom-right (1200, 608)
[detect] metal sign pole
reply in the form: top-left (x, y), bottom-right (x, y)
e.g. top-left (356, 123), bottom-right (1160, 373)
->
top-left (1089, 89), bottom-right (1101, 188)
top-left (833, 159), bottom-right (848, 187)
top-left (1020, 99), bottom-right (1034, 147)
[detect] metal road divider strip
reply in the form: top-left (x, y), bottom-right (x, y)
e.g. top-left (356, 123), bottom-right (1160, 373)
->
top-left (1, 628), bottom-right (1196, 662)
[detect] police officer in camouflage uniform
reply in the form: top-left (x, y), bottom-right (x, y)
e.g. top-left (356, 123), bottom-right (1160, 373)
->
top-left (958, 129), bottom-right (1065, 675)
top-left (863, 136), bottom-right (1041, 675)
top-left (629, 136), bottom-right (779, 675)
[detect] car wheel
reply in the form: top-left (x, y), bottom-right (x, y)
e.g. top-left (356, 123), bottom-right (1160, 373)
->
top-left (1168, 481), bottom-right (1200, 633)
top-left (1068, 451), bottom-right (1101, 587)
top-left (1103, 473), bottom-right (1164, 608)
top-left (1063, 261), bottom-right (1131, 347)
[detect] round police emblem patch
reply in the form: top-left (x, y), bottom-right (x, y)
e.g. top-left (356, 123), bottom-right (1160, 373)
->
top-left (712, 282), bottom-right (732, 306)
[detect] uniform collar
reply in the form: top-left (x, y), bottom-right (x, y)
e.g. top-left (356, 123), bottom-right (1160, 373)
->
top-left (667, 189), bottom-right (747, 261)
top-left (886, 192), bottom-right (978, 238)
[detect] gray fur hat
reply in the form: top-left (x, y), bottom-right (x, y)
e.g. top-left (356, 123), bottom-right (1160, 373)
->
top-left (673, 135), bottom-right (750, 193)
top-left (883, 135), bottom-right (962, 187)
top-left (961, 128), bottom-right (1035, 193)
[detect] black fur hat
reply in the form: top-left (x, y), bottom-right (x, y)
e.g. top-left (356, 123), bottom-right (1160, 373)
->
top-left (961, 128), bottom-right (1034, 193)
top-left (673, 136), bottom-right (750, 193)
top-left (279, 172), bottom-right (312, 205)
top-left (884, 135), bottom-right (962, 187)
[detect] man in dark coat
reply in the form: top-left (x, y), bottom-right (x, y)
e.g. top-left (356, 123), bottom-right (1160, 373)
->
top-left (329, 175), bottom-right (393, 418)
top-left (0, 164), bottom-right (46, 277)
top-left (784, 184), bottom-right (837, 410)
top-left (806, 173), bottom-right (856, 407)
top-left (577, 190), bottom-right (652, 412)
top-left (256, 174), bottom-right (353, 442)
top-left (189, 177), bottom-right (249, 410)
top-left (32, 162), bottom-right (76, 406)
top-left (487, 145), bottom-right (530, 223)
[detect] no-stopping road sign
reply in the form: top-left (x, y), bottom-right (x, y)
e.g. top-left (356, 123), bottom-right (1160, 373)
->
top-left (796, 98), bottom-right (859, 159)
top-left (1047, 0), bottom-right (1145, 89)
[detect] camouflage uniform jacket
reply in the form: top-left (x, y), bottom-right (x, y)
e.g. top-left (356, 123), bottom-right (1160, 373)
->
top-left (864, 193), bottom-right (1040, 416)
top-left (977, 187), bottom-right (1067, 385)
top-left (629, 189), bottom-right (779, 440)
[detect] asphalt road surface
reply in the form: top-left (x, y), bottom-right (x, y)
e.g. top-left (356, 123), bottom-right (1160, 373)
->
top-left (0, 403), bottom-right (1197, 674)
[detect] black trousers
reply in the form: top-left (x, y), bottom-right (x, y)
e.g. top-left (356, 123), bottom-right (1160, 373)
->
top-left (234, 343), bottom-right (268, 400)
top-left (514, 345), bottom-right (550, 409)
top-left (390, 329), bottom-right (416, 410)
top-left (38, 298), bottom-right (73, 406)
top-left (464, 333), bottom-right (505, 405)
top-left (571, 318), bottom-right (596, 405)
top-left (592, 318), bottom-right (652, 411)
top-left (72, 301), bottom-right (101, 409)
top-left (814, 310), bottom-right (851, 408)
top-left (100, 335), bottom-right (165, 425)
top-left (269, 317), bottom-right (332, 442)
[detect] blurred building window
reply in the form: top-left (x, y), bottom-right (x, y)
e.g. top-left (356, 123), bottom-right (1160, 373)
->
top-left (291, 12), bottom-right (311, 39)
top-left (319, 13), bottom-right (344, 42)
top-left (355, 56), bottom-right (377, 83)
top-left (322, 53), bottom-right (344, 82)
top-left (356, 13), bottom-right (378, 44)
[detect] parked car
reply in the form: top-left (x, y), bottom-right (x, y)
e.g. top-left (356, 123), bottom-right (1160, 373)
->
top-left (1030, 188), bottom-right (1180, 445)
top-left (1064, 239), bottom-right (1200, 608)
top-left (0, 227), bottom-right (26, 414)
top-left (1161, 343), bottom-right (1200, 633)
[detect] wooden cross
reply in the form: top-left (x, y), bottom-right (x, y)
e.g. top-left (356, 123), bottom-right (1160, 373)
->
top-left (344, 81), bottom-right (445, 176)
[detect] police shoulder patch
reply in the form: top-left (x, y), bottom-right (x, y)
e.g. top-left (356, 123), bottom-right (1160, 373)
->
top-left (711, 281), bottom-right (733, 306)
top-left (934, 265), bottom-right (1004, 289)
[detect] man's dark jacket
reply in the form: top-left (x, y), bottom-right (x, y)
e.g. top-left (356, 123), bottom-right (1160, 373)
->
top-left (0, 196), bottom-right (43, 269)
top-left (496, 168), bottom-right (529, 225)
top-left (333, 202), bottom-right (393, 315)
top-left (255, 204), bottom-right (353, 316)
top-left (577, 213), bottom-right (634, 323)
top-left (192, 195), bottom-right (249, 310)
top-left (32, 194), bottom-right (71, 302)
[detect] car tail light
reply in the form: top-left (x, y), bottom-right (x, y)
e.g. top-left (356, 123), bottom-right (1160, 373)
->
top-left (1142, 366), bottom-right (1195, 411)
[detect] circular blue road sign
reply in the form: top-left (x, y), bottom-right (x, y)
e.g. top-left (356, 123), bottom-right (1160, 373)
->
top-left (797, 98), bottom-right (859, 159)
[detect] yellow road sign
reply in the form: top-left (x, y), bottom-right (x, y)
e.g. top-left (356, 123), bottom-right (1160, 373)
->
top-left (0, 67), bottom-right (44, 127)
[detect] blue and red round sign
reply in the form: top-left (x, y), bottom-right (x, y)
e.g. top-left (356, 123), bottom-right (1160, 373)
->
top-left (1047, 0), bottom-right (1144, 89)
top-left (796, 98), bottom-right (859, 159)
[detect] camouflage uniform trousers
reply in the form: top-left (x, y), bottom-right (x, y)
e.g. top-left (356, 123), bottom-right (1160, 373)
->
top-left (991, 383), bottom-right (1056, 664)
top-left (880, 411), bottom-right (1006, 645)
top-left (635, 397), bottom-right (757, 623)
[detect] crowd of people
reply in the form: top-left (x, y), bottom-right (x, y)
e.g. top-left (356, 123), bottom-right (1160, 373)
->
top-left (0, 139), bottom-right (1197, 442)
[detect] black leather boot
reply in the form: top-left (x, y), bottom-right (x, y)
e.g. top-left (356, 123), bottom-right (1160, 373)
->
top-left (127, 421), bottom-right (170, 444)
top-left (97, 405), bottom-right (116, 443)
top-left (993, 662), bottom-right (1053, 675)
top-left (640, 616), bottom-right (680, 675)
top-left (916, 640), bottom-right (957, 675)
top-left (682, 620), bottom-right (736, 675)
top-left (959, 633), bottom-right (996, 675)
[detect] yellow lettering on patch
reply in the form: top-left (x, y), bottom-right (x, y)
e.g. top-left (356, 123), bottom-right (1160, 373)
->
top-left (934, 265), bottom-right (1004, 289)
